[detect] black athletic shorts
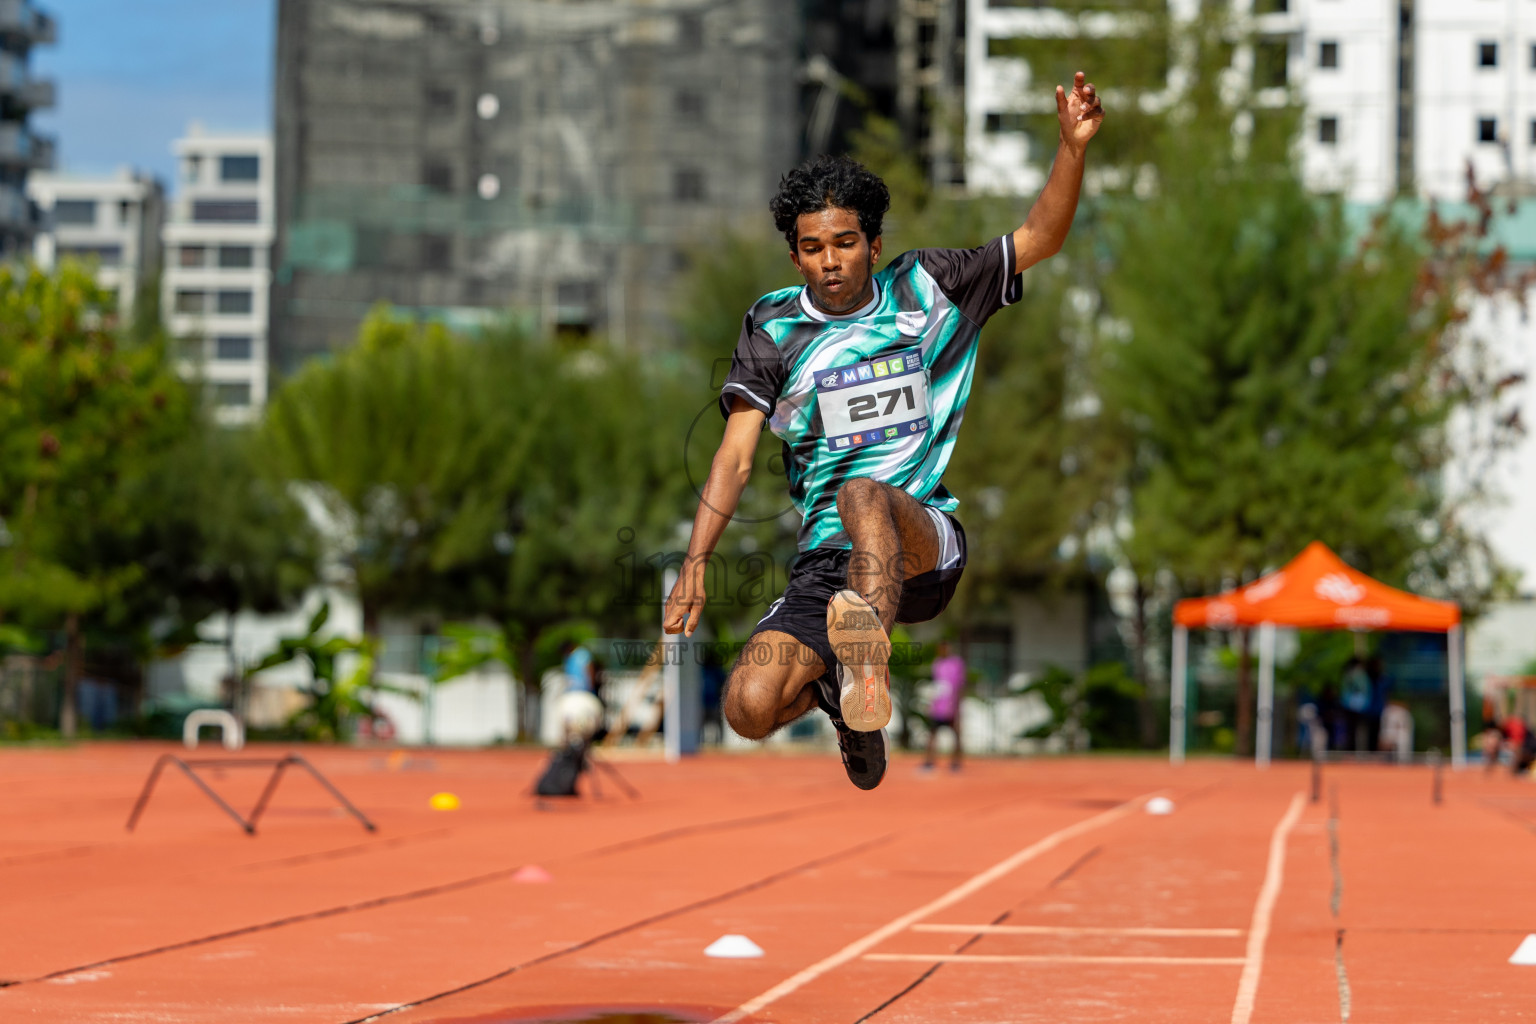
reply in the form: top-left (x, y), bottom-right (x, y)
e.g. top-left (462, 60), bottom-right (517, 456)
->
top-left (749, 510), bottom-right (967, 678)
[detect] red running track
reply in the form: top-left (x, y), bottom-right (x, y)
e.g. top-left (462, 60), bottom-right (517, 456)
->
top-left (1, 742), bottom-right (1534, 1022)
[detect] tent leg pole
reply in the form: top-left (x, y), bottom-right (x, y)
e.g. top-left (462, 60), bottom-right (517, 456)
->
top-left (1256, 622), bottom-right (1275, 769)
top-left (1170, 626), bottom-right (1188, 764)
top-left (1448, 624), bottom-right (1465, 770)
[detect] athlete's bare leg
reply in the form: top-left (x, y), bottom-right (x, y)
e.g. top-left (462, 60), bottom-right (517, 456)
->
top-left (835, 477), bottom-right (944, 633)
top-left (721, 630), bottom-right (827, 740)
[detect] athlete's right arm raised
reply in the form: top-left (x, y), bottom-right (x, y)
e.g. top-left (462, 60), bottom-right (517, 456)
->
top-left (663, 396), bottom-right (764, 637)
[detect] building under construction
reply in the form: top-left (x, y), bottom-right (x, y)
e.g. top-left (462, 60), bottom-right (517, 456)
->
top-left (271, 0), bottom-right (965, 370)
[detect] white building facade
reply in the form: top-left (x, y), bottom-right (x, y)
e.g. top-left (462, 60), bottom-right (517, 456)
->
top-left (161, 127), bottom-right (273, 424)
top-left (964, 0), bottom-right (1536, 204)
top-left (27, 170), bottom-right (163, 322)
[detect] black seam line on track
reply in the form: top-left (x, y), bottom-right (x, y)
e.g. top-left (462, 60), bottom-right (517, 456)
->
top-left (1479, 801), bottom-right (1536, 836)
top-left (1328, 785), bottom-right (1350, 1023)
top-left (849, 844), bottom-right (1106, 1023)
top-left (576, 801), bottom-right (846, 859)
top-left (0, 795), bottom-right (870, 987)
top-left (335, 832), bottom-right (899, 1024)
top-left (1328, 784), bottom-right (1342, 918)
top-left (0, 863), bottom-right (535, 989)
top-left (234, 828), bottom-right (456, 873)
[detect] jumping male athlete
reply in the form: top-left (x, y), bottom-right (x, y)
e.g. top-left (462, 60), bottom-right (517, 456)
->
top-left (664, 73), bottom-right (1104, 790)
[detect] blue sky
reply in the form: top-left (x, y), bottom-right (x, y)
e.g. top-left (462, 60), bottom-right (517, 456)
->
top-left (31, 0), bottom-right (274, 189)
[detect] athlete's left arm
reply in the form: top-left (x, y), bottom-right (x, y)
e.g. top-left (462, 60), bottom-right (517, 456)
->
top-left (1012, 72), bottom-right (1104, 275)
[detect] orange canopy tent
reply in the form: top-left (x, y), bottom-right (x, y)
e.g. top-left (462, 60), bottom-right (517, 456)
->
top-left (1168, 542), bottom-right (1466, 766)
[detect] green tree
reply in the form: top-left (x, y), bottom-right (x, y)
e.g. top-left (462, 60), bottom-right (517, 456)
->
top-left (260, 309), bottom-right (545, 634)
top-left (261, 308), bottom-right (696, 738)
top-left (1092, 24), bottom-right (1521, 751)
top-left (120, 427), bottom-right (320, 712)
top-left (0, 262), bottom-right (193, 735)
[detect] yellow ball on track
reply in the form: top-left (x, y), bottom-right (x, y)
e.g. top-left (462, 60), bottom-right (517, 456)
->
top-left (429, 792), bottom-right (460, 811)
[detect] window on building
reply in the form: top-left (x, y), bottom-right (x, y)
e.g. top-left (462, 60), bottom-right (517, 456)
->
top-left (213, 382), bottom-right (251, 407)
top-left (174, 290), bottom-right (206, 315)
top-left (220, 155), bottom-right (260, 182)
top-left (192, 199), bottom-right (259, 223)
top-left (218, 245), bottom-right (254, 269)
top-left (1479, 42), bottom-right (1498, 68)
top-left (1479, 117), bottom-right (1499, 143)
top-left (118, 199), bottom-right (131, 225)
top-left (179, 245), bottom-right (207, 268)
top-left (57, 244), bottom-right (122, 266)
top-left (676, 90), bottom-right (705, 118)
top-left (175, 337), bottom-right (203, 362)
top-left (1529, 119), bottom-right (1536, 145)
top-left (1531, 42), bottom-right (1536, 70)
top-left (215, 335), bottom-right (252, 361)
top-left (421, 234), bottom-right (452, 271)
top-left (426, 84), bottom-right (456, 114)
top-left (674, 167), bottom-right (705, 202)
top-left (182, 155), bottom-right (201, 184)
top-left (1319, 41), bottom-right (1339, 69)
top-left (423, 161), bottom-right (454, 193)
top-left (52, 199), bottom-right (96, 226)
top-left (216, 289), bottom-right (253, 315)
top-left (985, 112), bottom-right (1030, 133)
top-left (1318, 116), bottom-right (1339, 144)
top-left (1255, 38), bottom-right (1288, 88)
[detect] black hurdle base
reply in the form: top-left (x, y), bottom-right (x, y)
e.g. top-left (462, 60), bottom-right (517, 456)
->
top-left (126, 753), bottom-right (377, 836)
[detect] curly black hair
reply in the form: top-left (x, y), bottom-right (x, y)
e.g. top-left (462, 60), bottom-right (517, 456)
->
top-left (769, 155), bottom-right (891, 249)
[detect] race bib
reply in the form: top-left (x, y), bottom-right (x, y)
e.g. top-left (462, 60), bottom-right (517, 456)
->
top-left (815, 347), bottom-right (931, 452)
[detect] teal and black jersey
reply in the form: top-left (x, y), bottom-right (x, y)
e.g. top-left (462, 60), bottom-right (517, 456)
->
top-left (720, 235), bottom-right (1023, 551)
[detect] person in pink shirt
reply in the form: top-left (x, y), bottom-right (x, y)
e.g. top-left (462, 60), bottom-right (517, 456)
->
top-left (924, 641), bottom-right (966, 771)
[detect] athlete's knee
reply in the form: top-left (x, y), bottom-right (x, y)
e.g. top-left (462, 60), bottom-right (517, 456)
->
top-left (836, 476), bottom-right (888, 515)
top-left (722, 668), bottom-right (781, 740)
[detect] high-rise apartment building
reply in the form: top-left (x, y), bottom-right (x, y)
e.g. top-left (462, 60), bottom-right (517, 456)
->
top-left (28, 170), bottom-right (164, 323)
top-left (0, 0), bottom-right (54, 257)
top-left (161, 127), bottom-right (274, 424)
top-left (964, 0), bottom-right (1524, 203)
top-left (271, 0), bottom-right (799, 372)
top-left (1413, 0), bottom-right (1536, 198)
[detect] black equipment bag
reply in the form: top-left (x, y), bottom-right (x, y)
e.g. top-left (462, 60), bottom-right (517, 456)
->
top-left (534, 741), bottom-right (587, 797)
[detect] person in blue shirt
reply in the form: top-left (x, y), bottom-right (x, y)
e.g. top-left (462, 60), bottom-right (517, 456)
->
top-left (664, 73), bottom-right (1104, 791)
top-left (562, 641), bottom-right (594, 694)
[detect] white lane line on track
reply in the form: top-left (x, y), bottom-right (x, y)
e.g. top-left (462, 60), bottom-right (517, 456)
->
top-left (912, 924), bottom-right (1244, 938)
top-left (1231, 792), bottom-right (1307, 1024)
top-left (866, 953), bottom-right (1246, 966)
top-left (706, 792), bottom-right (1155, 1024)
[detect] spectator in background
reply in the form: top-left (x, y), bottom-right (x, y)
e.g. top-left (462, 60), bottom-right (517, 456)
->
top-left (562, 640), bottom-right (595, 694)
top-left (1365, 656), bottom-right (1389, 752)
top-left (923, 641), bottom-right (965, 772)
top-left (1339, 656), bottom-right (1373, 750)
top-left (1483, 712), bottom-right (1536, 776)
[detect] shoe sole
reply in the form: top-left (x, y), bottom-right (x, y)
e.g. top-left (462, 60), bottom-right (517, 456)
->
top-left (827, 589), bottom-right (891, 732)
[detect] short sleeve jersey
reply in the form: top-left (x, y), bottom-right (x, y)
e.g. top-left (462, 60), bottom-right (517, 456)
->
top-left (720, 235), bottom-right (1023, 551)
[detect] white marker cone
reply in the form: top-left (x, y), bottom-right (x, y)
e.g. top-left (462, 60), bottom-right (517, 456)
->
top-left (1145, 796), bottom-right (1175, 815)
top-left (705, 934), bottom-right (764, 958)
top-left (1510, 935), bottom-right (1536, 965)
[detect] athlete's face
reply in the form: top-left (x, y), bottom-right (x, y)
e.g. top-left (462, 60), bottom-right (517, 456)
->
top-left (789, 207), bottom-right (882, 315)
